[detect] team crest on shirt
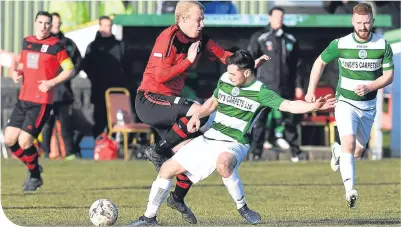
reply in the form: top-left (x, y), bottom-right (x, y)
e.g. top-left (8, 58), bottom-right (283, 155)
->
top-left (40, 44), bottom-right (49, 53)
top-left (231, 87), bottom-right (240, 96)
top-left (358, 50), bottom-right (367, 59)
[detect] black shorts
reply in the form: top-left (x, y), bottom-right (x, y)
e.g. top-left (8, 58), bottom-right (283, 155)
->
top-left (7, 100), bottom-right (52, 138)
top-left (135, 91), bottom-right (194, 138)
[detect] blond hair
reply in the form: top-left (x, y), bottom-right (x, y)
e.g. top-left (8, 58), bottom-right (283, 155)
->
top-left (175, 0), bottom-right (204, 23)
top-left (353, 2), bottom-right (373, 15)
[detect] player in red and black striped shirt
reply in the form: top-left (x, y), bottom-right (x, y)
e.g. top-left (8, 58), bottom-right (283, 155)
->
top-left (3, 11), bottom-right (74, 191)
top-left (132, 1), bottom-right (269, 225)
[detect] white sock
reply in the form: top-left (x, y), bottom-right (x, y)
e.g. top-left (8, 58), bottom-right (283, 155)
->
top-left (339, 152), bottom-right (355, 193)
top-left (144, 177), bottom-right (172, 218)
top-left (222, 169), bottom-right (246, 209)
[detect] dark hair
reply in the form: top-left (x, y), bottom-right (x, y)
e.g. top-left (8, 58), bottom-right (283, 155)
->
top-left (35, 11), bottom-right (52, 22)
top-left (99, 16), bottom-right (111, 25)
top-left (268, 6), bottom-right (284, 16)
top-left (226, 50), bottom-right (255, 71)
top-left (51, 12), bottom-right (61, 19)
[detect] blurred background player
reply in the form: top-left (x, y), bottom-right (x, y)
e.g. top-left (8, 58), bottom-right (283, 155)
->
top-left (247, 6), bottom-right (304, 162)
top-left (78, 15), bottom-right (131, 139)
top-left (41, 12), bottom-right (82, 160)
top-left (3, 11), bottom-right (74, 191)
top-left (305, 3), bottom-right (394, 208)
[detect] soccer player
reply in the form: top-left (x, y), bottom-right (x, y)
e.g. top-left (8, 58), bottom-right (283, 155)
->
top-left (127, 50), bottom-right (335, 226)
top-left (3, 11), bottom-right (74, 191)
top-left (305, 2), bottom-right (394, 208)
top-left (135, 0), bottom-right (268, 223)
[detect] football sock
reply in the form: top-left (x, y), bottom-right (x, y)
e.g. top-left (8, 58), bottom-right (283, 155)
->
top-left (173, 174), bottom-right (192, 201)
top-left (9, 143), bottom-right (25, 163)
top-left (340, 152), bottom-right (355, 192)
top-left (144, 177), bottom-right (172, 218)
top-left (24, 146), bottom-right (40, 179)
top-left (222, 169), bottom-right (246, 209)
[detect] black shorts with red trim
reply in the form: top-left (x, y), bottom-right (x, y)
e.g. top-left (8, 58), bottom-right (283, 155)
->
top-left (135, 91), bottom-right (194, 138)
top-left (7, 100), bottom-right (52, 137)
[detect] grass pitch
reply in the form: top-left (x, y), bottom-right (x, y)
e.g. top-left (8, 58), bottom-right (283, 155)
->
top-left (1, 158), bottom-right (400, 226)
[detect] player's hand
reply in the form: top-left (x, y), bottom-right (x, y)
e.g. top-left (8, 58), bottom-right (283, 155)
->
top-left (295, 87), bottom-right (304, 99)
top-left (315, 94), bottom-right (336, 110)
top-left (254, 55), bottom-right (271, 68)
top-left (305, 92), bottom-right (316, 102)
top-left (11, 70), bottom-right (23, 83)
top-left (354, 84), bottom-right (371, 96)
top-left (187, 115), bottom-right (201, 133)
top-left (38, 80), bottom-right (56, 93)
top-left (187, 41), bottom-right (201, 63)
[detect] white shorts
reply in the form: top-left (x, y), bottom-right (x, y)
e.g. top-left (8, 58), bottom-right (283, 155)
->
top-left (335, 101), bottom-right (376, 148)
top-left (171, 135), bottom-right (250, 184)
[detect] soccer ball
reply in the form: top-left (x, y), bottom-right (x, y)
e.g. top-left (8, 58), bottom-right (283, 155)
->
top-left (89, 199), bottom-right (118, 226)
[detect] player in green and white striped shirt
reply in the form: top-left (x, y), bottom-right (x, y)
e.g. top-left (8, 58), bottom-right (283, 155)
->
top-left (305, 3), bottom-right (394, 208)
top-left (128, 50), bottom-right (335, 226)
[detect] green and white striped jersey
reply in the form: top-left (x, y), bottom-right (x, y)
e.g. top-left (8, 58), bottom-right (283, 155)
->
top-left (203, 72), bottom-right (284, 144)
top-left (321, 32), bottom-right (394, 110)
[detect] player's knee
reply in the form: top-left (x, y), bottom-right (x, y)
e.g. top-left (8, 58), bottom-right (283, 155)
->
top-left (159, 159), bottom-right (184, 179)
top-left (3, 128), bottom-right (19, 147)
top-left (216, 153), bottom-right (236, 178)
top-left (340, 135), bottom-right (355, 154)
top-left (17, 133), bottom-right (34, 150)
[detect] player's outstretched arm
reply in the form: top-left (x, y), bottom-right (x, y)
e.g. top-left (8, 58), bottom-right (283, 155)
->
top-left (279, 94), bottom-right (336, 114)
top-left (187, 96), bottom-right (218, 133)
top-left (305, 56), bottom-right (327, 102)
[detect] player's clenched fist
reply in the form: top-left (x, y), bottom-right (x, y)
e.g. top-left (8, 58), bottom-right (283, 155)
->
top-left (38, 80), bottom-right (55, 93)
top-left (305, 92), bottom-right (316, 103)
top-left (187, 114), bottom-right (201, 133)
top-left (11, 70), bottom-right (23, 83)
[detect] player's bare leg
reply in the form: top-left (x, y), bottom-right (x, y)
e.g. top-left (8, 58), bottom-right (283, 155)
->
top-left (354, 141), bottom-right (365, 159)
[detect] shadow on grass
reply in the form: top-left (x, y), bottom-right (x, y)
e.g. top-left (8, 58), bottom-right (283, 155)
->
top-left (84, 182), bottom-right (400, 191)
top-left (195, 218), bottom-right (401, 226)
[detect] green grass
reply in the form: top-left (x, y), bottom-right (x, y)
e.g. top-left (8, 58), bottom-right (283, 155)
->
top-left (2, 159), bottom-right (400, 226)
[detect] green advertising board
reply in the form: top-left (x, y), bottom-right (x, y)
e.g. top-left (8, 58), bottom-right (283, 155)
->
top-left (113, 14), bottom-right (392, 28)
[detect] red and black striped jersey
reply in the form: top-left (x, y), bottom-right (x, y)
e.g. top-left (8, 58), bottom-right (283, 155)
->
top-left (18, 35), bottom-right (73, 104)
top-left (138, 24), bottom-right (233, 96)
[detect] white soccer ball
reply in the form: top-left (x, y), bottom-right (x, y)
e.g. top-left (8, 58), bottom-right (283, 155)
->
top-left (89, 199), bottom-right (118, 226)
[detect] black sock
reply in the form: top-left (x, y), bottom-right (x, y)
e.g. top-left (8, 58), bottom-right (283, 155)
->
top-left (9, 143), bottom-right (26, 163)
top-left (156, 116), bottom-right (209, 156)
top-left (173, 174), bottom-right (193, 201)
top-left (24, 146), bottom-right (40, 179)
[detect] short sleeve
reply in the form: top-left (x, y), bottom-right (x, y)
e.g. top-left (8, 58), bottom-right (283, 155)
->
top-left (57, 47), bottom-right (73, 71)
top-left (320, 39), bottom-right (339, 64)
top-left (213, 80), bottom-right (221, 98)
top-left (382, 41), bottom-right (394, 71)
top-left (259, 85), bottom-right (285, 110)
